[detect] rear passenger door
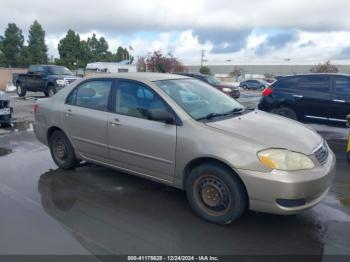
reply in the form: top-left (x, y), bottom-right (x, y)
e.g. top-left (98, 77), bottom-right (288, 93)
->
top-left (292, 75), bottom-right (332, 119)
top-left (329, 75), bottom-right (350, 122)
top-left (63, 79), bottom-right (113, 162)
top-left (32, 66), bottom-right (46, 91)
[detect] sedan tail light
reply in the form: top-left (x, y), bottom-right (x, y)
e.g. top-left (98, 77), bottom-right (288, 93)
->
top-left (33, 104), bottom-right (39, 113)
top-left (262, 87), bottom-right (273, 97)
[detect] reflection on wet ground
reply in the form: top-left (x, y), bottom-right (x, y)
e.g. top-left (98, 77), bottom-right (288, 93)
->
top-left (38, 166), bottom-right (327, 255)
top-left (0, 147), bottom-right (12, 157)
top-left (0, 130), bottom-right (349, 256)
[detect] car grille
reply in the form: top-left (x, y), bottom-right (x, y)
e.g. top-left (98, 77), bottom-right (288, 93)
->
top-left (314, 142), bottom-right (329, 165)
top-left (0, 100), bottom-right (9, 109)
top-left (64, 78), bottom-right (77, 85)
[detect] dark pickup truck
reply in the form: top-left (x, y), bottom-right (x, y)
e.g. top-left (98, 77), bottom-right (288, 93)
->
top-left (13, 65), bottom-right (80, 97)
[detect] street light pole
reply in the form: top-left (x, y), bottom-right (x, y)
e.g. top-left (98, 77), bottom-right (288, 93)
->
top-left (200, 49), bottom-right (206, 67)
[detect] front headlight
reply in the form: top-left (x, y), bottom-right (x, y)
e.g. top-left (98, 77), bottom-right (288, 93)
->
top-left (222, 87), bottom-right (232, 93)
top-left (258, 149), bottom-right (315, 171)
top-left (56, 79), bottom-right (65, 86)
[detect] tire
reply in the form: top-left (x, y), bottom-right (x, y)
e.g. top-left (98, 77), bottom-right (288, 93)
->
top-left (16, 83), bottom-right (26, 97)
top-left (242, 85), bottom-right (248, 90)
top-left (49, 130), bottom-right (79, 169)
top-left (347, 152), bottom-right (350, 163)
top-left (186, 162), bottom-right (248, 224)
top-left (1, 122), bottom-right (11, 128)
top-left (45, 85), bottom-right (56, 97)
top-left (271, 106), bottom-right (298, 120)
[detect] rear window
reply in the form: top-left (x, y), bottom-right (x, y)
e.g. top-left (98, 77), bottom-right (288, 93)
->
top-left (273, 75), bottom-right (330, 93)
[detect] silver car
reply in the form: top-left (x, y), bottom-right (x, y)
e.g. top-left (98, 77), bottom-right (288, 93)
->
top-left (34, 73), bottom-right (336, 224)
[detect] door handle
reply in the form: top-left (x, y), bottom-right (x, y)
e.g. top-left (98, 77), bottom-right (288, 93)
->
top-left (293, 95), bottom-right (303, 98)
top-left (333, 99), bottom-right (346, 103)
top-left (64, 109), bottom-right (72, 116)
top-left (108, 118), bottom-right (121, 126)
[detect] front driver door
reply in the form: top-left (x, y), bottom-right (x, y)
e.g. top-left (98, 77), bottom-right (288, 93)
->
top-left (107, 79), bottom-right (177, 182)
top-left (63, 79), bottom-right (113, 162)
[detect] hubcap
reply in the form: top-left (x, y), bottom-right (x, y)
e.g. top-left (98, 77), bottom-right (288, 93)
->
top-left (194, 175), bottom-right (231, 215)
top-left (17, 85), bottom-right (21, 94)
top-left (54, 139), bottom-right (67, 159)
top-left (49, 89), bottom-right (55, 97)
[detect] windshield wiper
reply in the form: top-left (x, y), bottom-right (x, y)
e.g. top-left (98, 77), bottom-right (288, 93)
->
top-left (196, 112), bottom-right (228, 121)
top-left (196, 108), bottom-right (247, 121)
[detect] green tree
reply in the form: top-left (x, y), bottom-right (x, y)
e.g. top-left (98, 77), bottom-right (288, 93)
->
top-left (28, 20), bottom-right (48, 64)
top-left (0, 36), bottom-right (5, 66)
top-left (199, 66), bottom-right (211, 75)
top-left (2, 23), bottom-right (24, 67)
top-left (58, 29), bottom-right (85, 69)
top-left (114, 46), bottom-right (132, 62)
top-left (19, 46), bottom-right (31, 66)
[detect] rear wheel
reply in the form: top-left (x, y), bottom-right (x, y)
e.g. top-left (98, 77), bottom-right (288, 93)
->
top-left (1, 122), bottom-right (11, 128)
top-left (186, 162), bottom-right (248, 224)
top-left (271, 106), bottom-right (298, 120)
top-left (16, 83), bottom-right (26, 97)
top-left (49, 130), bottom-right (79, 169)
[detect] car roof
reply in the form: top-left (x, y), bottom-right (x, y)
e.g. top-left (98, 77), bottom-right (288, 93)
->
top-left (84, 72), bottom-right (192, 82)
top-left (178, 73), bottom-right (208, 77)
top-left (278, 73), bottom-right (350, 78)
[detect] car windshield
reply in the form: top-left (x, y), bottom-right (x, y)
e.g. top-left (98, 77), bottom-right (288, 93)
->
top-left (204, 75), bottom-right (221, 85)
top-left (49, 66), bottom-right (73, 75)
top-left (155, 79), bottom-right (244, 121)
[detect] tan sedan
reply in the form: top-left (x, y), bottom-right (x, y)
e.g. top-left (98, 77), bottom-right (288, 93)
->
top-left (34, 73), bottom-right (336, 224)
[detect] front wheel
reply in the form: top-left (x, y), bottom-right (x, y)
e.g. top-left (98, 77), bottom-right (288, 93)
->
top-left (49, 130), bottom-right (79, 169)
top-left (186, 162), bottom-right (248, 224)
top-left (16, 83), bottom-right (26, 97)
top-left (45, 85), bottom-right (57, 97)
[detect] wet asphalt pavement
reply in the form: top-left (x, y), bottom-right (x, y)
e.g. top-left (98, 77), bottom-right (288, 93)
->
top-left (0, 91), bottom-right (349, 258)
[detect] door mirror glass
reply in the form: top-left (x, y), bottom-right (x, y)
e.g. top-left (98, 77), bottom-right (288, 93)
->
top-left (149, 109), bottom-right (175, 124)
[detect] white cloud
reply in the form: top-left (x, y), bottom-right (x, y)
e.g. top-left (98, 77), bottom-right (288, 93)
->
top-left (2, 0), bottom-right (350, 64)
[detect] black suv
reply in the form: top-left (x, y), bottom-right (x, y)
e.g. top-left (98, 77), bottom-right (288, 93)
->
top-left (177, 73), bottom-right (240, 98)
top-left (258, 73), bottom-right (350, 124)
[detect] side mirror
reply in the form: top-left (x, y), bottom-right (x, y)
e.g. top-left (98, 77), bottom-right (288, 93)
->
top-left (149, 109), bottom-right (175, 124)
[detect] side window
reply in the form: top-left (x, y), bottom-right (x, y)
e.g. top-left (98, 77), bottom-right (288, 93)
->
top-left (66, 80), bottom-right (112, 111)
top-left (297, 76), bottom-right (330, 93)
top-left (29, 66), bottom-right (37, 73)
top-left (115, 80), bottom-right (169, 120)
top-left (334, 76), bottom-right (350, 95)
top-left (274, 77), bottom-right (300, 89)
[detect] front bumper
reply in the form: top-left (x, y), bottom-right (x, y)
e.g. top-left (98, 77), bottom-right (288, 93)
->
top-left (0, 107), bottom-right (12, 123)
top-left (237, 149), bottom-right (336, 215)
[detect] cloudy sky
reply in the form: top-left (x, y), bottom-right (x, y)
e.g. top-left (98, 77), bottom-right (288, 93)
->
top-left (2, 0), bottom-right (350, 65)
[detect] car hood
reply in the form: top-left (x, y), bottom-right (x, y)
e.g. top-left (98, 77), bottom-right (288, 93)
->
top-left (205, 110), bottom-right (322, 155)
top-left (0, 91), bottom-right (10, 101)
top-left (48, 75), bottom-right (81, 79)
top-left (214, 83), bottom-right (238, 90)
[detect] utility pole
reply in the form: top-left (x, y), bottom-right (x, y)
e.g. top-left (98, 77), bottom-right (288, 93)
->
top-left (200, 49), bottom-right (206, 67)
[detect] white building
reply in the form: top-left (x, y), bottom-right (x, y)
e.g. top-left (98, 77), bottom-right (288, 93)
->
top-left (86, 62), bottom-right (137, 73)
